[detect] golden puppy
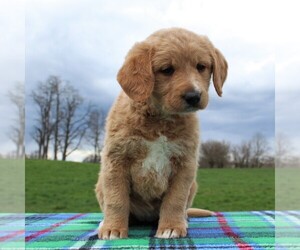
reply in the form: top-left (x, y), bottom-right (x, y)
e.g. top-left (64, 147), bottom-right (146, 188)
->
top-left (95, 28), bottom-right (227, 240)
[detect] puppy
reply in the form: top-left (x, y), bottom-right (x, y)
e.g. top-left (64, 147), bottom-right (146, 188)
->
top-left (95, 28), bottom-right (228, 240)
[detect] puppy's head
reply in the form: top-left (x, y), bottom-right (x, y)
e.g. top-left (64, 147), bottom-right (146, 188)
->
top-left (117, 28), bottom-right (228, 114)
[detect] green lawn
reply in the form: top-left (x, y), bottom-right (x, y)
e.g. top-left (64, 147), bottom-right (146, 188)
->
top-left (0, 158), bottom-right (25, 213)
top-left (276, 168), bottom-right (300, 210)
top-left (25, 159), bottom-right (275, 213)
top-left (26, 160), bottom-right (100, 213)
top-left (194, 168), bottom-right (274, 211)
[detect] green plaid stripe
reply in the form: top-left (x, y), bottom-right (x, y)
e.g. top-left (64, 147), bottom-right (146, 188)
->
top-left (1, 211), bottom-right (299, 249)
top-left (275, 211), bottom-right (300, 249)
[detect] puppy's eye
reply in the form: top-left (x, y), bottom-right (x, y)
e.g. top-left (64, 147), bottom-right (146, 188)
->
top-left (160, 66), bottom-right (175, 76)
top-left (196, 63), bottom-right (206, 73)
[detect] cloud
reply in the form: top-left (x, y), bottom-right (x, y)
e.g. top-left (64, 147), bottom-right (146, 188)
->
top-left (276, 58), bottom-right (300, 151)
top-left (274, 5), bottom-right (300, 153)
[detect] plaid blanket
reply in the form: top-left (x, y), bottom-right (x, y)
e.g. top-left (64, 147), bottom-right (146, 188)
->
top-left (1, 211), bottom-right (300, 249)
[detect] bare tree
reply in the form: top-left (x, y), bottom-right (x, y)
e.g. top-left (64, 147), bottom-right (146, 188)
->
top-left (50, 76), bottom-right (63, 160)
top-left (59, 84), bottom-right (90, 161)
top-left (86, 109), bottom-right (104, 163)
top-left (8, 82), bottom-right (25, 158)
top-left (276, 133), bottom-right (292, 167)
top-left (31, 78), bottom-right (56, 159)
top-left (250, 133), bottom-right (269, 167)
top-left (31, 126), bottom-right (43, 158)
top-left (200, 140), bottom-right (230, 168)
top-left (232, 141), bottom-right (252, 168)
top-left (82, 154), bottom-right (101, 163)
top-left (31, 76), bottom-right (92, 161)
top-left (231, 133), bottom-right (270, 168)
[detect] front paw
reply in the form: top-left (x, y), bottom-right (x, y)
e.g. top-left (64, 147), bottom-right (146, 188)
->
top-left (98, 220), bottom-right (128, 240)
top-left (155, 221), bottom-right (187, 238)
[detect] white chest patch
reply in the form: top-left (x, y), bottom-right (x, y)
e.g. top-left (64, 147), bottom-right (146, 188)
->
top-left (131, 136), bottom-right (183, 201)
top-left (142, 136), bottom-right (181, 174)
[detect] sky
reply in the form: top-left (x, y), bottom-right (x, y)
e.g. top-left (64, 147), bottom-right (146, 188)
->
top-left (0, 0), bottom-right (299, 162)
top-left (0, 1), bottom-right (24, 156)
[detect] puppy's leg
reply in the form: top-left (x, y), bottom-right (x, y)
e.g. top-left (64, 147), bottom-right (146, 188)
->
top-left (95, 165), bottom-right (130, 240)
top-left (155, 162), bottom-right (196, 239)
top-left (186, 181), bottom-right (197, 209)
top-left (186, 181), bottom-right (214, 217)
top-left (95, 174), bottom-right (104, 211)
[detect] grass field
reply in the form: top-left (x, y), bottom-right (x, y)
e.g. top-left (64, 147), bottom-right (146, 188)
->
top-left (26, 160), bottom-right (99, 213)
top-left (25, 159), bottom-right (275, 213)
top-left (276, 168), bottom-right (300, 210)
top-left (0, 158), bottom-right (25, 213)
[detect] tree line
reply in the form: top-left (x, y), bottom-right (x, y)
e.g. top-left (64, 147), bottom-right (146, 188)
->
top-left (29, 76), bottom-right (104, 161)
top-left (199, 133), bottom-right (275, 168)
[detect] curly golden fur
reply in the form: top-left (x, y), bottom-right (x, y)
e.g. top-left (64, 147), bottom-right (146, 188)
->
top-left (95, 28), bottom-right (228, 240)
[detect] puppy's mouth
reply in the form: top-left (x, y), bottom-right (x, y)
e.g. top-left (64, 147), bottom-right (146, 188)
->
top-left (183, 105), bottom-right (200, 113)
top-left (164, 102), bottom-right (200, 115)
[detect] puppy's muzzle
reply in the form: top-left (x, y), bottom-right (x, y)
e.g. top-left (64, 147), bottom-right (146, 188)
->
top-left (183, 91), bottom-right (201, 107)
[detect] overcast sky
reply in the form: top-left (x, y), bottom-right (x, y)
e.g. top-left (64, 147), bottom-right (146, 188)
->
top-left (1, 0), bottom-right (299, 162)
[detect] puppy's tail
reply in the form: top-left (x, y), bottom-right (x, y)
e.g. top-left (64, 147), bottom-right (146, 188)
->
top-left (187, 208), bottom-right (215, 217)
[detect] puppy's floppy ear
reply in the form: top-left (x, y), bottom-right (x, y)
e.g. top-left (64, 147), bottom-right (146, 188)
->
top-left (117, 42), bottom-right (154, 102)
top-left (211, 48), bottom-right (228, 97)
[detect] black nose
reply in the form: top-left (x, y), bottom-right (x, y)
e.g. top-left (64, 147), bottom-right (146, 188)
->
top-left (183, 91), bottom-right (201, 106)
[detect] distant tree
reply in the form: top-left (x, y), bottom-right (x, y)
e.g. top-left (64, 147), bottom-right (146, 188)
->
top-left (50, 76), bottom-right (63, 160)
top-left (59, 84), bottom-right (90, 161)
top-left (82, 153), bottom-right (101, 163)
top-left (26, 150), bottom-right (40, 159)
top-left (276, 133), bottom-right (292, 167)
top-left (232, 133), bottom-right (270, 168)
top-left (86, 109), bottom-right (104, 163)
top-left (31, 78), bottom-right (56, 159)
top-left (285, 156), bottom-right (300, 168)
top-left (8, 82), bottom-right (25, 158)
top-left (232, 141), bottom-right (252, 168)
top-left (200, 140), bottom-right (230, 168)
top-left (250, 133), bottom-right (269, 167)
top-left (31, 126), bottom-right (43, 157)
top-left (31, 76), bottom-right (91, 161)
top-left (262, 155), bottom-right (275, 168)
